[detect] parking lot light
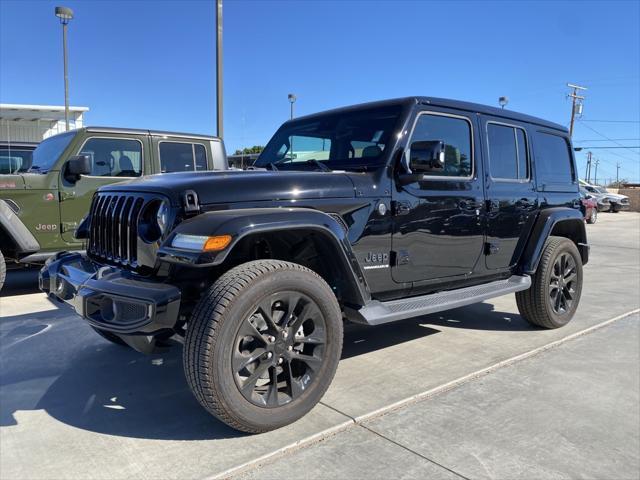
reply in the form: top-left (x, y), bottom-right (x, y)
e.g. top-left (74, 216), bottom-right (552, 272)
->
top-left (55, 6), bottom-right (74, 131)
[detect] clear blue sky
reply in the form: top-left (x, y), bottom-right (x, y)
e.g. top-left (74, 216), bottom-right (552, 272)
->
top-left (1, 0), bottom-right (639, 183)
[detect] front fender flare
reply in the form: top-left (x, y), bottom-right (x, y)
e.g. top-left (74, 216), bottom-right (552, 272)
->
top-left (157, 207), bottom-right (370, 305)
top-left (0, 199), bottom-right (39, 256)
top-left (520, 207), bottom-right (588, 274)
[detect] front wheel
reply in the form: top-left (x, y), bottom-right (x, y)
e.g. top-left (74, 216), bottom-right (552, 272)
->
top-left (586, 208), bottom-right (597, 224)
top-left (184, 260), bottom-right (343, 433)
top-left (516, 236), bottom-right (583, 329)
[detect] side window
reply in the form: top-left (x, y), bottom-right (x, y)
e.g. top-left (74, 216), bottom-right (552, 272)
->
top-left (194, 144), bottom-right (207, 170)
top-left (534, 132), bottom-right (575, 185)
top-left (410, 114), bottom-right (472, 177)
top-left (80, 138), bottom-right (142, 177)
top-left (160, 142), bottom-right (208, 173)
top-left (487, 123), bottom-right (529, 180)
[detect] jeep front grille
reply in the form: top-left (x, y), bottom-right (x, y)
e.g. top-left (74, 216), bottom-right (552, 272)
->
top-left (88, 193), bottom-right (145, 267)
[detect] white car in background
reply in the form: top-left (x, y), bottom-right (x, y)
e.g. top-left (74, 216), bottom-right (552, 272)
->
top-left (583, 184), bottom-right (630, 212)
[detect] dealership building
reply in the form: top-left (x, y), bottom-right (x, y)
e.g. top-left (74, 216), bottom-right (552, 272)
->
top-left (0, 103), bottom-right (89, 143)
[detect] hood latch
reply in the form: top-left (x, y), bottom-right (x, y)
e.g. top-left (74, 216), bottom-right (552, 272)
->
top-left (183, 189), bottom-right (200, 214)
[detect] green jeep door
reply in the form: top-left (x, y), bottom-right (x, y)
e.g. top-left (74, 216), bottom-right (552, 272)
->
top-left (58, 134), bottom-right (149, 243)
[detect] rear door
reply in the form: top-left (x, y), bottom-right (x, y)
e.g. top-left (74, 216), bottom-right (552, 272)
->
top-left (481, 117), bottom-right (538, 270)
top-left (59, 134), bottom-right (149, 242)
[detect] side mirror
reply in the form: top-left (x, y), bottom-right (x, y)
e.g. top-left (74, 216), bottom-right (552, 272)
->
top-left (64, 155), bottom-right (91, 182)
top-left (409, 140), bottom-right (445, 173)
top-left (398, 140), bottom-right (445, 185)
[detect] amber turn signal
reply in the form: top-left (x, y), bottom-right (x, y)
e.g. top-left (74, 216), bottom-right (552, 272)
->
top-left (203, 235), bottom-right (233, 252)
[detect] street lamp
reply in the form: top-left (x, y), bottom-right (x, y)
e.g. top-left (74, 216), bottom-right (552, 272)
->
top-left (288, 93), bottom-right (296, 120)
top-left (498, 96), bottom-right (509, 109)
top-left (55, 6), bottom-right (73, 131)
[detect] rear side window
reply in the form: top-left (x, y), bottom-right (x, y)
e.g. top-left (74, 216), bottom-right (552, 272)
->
top-left (159, 142), bottom-right (208, 172)
top-left (487, 123), bottom-right (529, 180)
top-left (80, 138), bottom-right (143, 177)
top-left (534, 132), bottom-right (575, 186)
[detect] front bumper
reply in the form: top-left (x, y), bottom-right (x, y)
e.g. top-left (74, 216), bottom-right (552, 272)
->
top-left (40, 252), bottom-right (181, 336)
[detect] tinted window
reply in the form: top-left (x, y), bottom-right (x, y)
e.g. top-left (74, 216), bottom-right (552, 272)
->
top-left (534, 132), bottom-right (574, 185)
top-left (80, 138), bottom-right (142, 177)
top-left (487, 123), bottom-right (528, 180)
top-left (195, 144), bottom-right (207, 170)
top-left (410, 114), bottom-right (472, 177)
top-left (160, 142), bottom-right (208, 172)
top-left (255, 105), bottom-right (402, 171)
top-left (30, 132), bottom-right (75, 172)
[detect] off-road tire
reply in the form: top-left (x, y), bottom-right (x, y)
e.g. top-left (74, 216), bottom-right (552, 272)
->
top-left (0, 249), bottom-right (6, 292)
top-left (184, 260), bottom-right (343, 433)
top-left (586, 208), bottom-right (597, 224)
top-left (516, 236), bottom-right (583, 329)
top-left (91, 326), bottom-right (129, 347)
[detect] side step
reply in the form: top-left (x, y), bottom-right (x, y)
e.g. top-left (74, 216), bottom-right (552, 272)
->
top-left (347, 275), bottom-right (531, 326)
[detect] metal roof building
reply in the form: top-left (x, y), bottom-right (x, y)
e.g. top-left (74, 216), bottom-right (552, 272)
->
top-left (0, 103), bottom-right (89, 143)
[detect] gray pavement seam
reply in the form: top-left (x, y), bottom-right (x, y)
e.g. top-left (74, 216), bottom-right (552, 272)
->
top-left (358, 423), bottom-right (471, 480)
top-left (210, 308), bottom-right (640, 480)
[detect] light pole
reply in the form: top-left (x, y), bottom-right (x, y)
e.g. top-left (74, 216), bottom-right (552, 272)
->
top-left (215, 0), bottom-right (223, 138)
top-left (55, 6), bottom-right (73, 131)
top-left (498, 96), bottom-right (509, 109)
top-left (288, 93), bottom-right (296, 120)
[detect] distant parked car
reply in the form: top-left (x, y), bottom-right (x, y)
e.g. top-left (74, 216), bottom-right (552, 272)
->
top-left (580, 186), bottom-right (610, 212)
top-left (579, 189), bottom-right (598, 224)
top-left (0, 141), bottom-right (37, 174)
top-left (583, 184), bottom-right (630, 212)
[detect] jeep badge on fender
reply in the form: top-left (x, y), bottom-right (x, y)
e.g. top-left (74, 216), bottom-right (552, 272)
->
top-left (40, 97), bottom-right (588, 433)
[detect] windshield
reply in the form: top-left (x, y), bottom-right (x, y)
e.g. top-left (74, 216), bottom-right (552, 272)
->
top-left (255, 105), bottom-right (403, 171)
top-left (596, 187), bottom-right (609, 194)
top-left (29, 132), bottom-right (75, 173)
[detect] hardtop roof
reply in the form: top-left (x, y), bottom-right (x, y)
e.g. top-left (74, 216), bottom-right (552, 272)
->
top-left (287, 96), bottom-right (567, 132)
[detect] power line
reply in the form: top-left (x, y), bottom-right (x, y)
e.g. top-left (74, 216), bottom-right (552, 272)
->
top-left (578, 146), bottom-right (640, 149)
top-left (574, 138), bottom-right (640, 142)
top-left (580, 119), bottom-right (640, 123)
top-left (578, 121), bottom-right (640, 156)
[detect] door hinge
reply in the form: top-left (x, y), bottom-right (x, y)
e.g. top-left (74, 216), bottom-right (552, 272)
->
top-left (61, 221), bottom-right (78, 233)
top-left (392, 201), bottom-right (411, 216)
top-left (485, 242), bottom-right (500, 255)
top-left (394, 249), bottom-right (410, 266)
top-left (59, 191), bottom-right (75, 201)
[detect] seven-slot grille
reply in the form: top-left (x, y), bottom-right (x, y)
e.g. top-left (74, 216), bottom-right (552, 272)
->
top-left (88, 193), bottom-right (145, 267)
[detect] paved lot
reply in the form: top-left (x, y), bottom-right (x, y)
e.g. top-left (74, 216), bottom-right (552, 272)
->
top-left (1, 212), bottom-right (638, 480)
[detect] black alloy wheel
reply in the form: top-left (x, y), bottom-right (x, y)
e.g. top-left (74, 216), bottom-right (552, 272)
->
top-left (548, 252), bottom-right (577, 315)
top-left (233, 292), bottom-right (326, 407)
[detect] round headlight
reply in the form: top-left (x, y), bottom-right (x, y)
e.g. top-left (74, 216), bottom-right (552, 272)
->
top-left (156, 201), bottom-right (169, 234)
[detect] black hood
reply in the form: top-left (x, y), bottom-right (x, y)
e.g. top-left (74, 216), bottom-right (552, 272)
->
top-left (99, 170), bottom-right (357, 205)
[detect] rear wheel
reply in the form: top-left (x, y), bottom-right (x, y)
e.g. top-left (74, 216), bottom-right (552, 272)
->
top-left (516, 236), bottom-right (583, 329)
top-left (184, 260), bottom-right (343, 433)
top-left (0, 249), bottom-right (5, 292)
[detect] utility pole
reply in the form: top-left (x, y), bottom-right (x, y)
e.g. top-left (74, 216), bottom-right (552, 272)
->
top-left (585, 151), bottom-right (592, 183)
top-left (567, 83), bottom-right (587, 138)
top-left (593, 158), bottom-right (600, 185)
top-left (215, 0), bottom-right (223, 139)
top-left (616, 162), bottom-right (620, 185)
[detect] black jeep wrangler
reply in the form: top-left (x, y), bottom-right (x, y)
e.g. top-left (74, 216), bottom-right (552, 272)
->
top-left (40, 97), bottom-right (588, 433)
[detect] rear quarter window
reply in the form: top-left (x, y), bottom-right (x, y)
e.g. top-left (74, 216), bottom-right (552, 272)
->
top-left (533, 131), bottom-right (575, 190)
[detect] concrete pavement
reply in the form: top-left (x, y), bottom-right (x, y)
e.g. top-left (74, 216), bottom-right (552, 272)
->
top-left (1, 212), bottom-right (638, 479)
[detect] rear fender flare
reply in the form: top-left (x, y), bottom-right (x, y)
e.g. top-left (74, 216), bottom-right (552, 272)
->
top-left (520, 207), bottom-right (588, 274)
top-left (157, 207), bottom-right (371, 306)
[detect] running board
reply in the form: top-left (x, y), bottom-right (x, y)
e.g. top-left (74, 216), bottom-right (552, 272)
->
top-left (347, 275), bottom-right (531, 326)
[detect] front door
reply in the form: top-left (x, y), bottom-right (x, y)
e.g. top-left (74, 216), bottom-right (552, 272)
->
top-left (59, 135), bottom-right (147, 243)
top-left (392, 110), bottom-right (485, 284)
top-left (481, 117), bottom-right (538, 270)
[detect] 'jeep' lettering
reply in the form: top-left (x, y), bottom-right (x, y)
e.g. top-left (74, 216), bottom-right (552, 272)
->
top-left (35, 224), bottom-right (58, 231)
top-left (365, 252), bottom-right (388, 263)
